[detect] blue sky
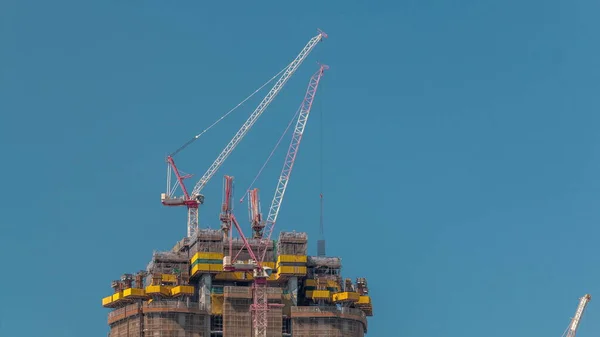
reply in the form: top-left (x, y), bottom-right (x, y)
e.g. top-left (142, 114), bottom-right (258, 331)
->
top-left (2, 0), bottom-right (600, 336)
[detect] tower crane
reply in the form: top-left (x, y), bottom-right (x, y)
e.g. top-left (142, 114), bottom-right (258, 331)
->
top-left (160, 30), bottom-right (327, 238)
top-left (223, 63), bottom-right (328, 337)
top-left (562, 294), bottom-right (591, 337)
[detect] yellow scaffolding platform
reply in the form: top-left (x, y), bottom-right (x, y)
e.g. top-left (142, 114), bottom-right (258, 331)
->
top-left (332, 292), bottom-right (360, 303)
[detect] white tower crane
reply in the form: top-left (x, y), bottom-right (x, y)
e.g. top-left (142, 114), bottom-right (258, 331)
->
top-left (161, 30), bottom-right (327, 238)
top-left (562, 294), bottom-right (591, 337)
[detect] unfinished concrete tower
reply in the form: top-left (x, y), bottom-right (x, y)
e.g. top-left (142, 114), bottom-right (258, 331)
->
top-left (103, 246), bottom-right (211, 336)
top-left (102, 31), bottom-right (374, 336)
top-left (102, 231), bottom-right (373, 336)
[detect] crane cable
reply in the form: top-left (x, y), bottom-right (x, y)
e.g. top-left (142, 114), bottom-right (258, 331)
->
top-left (168, 62), bottom-right (293, 158)
top-left (319, 79), bottom-right (324, 239)
top-left (239, 104), bottom-right (302, 203)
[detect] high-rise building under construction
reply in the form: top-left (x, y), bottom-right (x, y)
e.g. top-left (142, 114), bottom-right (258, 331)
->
top-left (101, 230), bottom-right (373, 336)
top-left (101, 30), bottom-right (374, 336)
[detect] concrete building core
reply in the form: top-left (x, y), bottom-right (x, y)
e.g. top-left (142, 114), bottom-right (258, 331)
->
top-left (102, 229), bottom-right (373, 336)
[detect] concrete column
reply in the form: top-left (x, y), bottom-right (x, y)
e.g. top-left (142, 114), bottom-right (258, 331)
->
top-left (288, 276), bottom-right (298, 306)
top-left (198, 274), bottom-right (212, 312)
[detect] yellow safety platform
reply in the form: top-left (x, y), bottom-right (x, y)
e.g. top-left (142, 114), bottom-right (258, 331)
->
top-left (357, 295), bottom-right (371, 305)
top-left (161, 274), bottom-right (177, 283)
top-left (170, 285), bottom-right (195, 297)
top-left (122, 288), bottom-right (148, 300)
top-left (332, 292), bottom-right (360, 303)
top-left (276, 255), bottom-right (307, 266)
top-left (305, 279), bottom-right (316, 288)
top-left (191, 262), bottom-right (224, 275)
top-left (145, 285), bottom-right (171, 297)
top-left (192, 263), bottom-right (211, 275)
top-left (104, 291), bottom-right (129, 307)
top-left (191, 252), bottom-right (224, 262)
top-left (112, 292), bottom-right (123, 302)
top-left (306, 290), bottom-right (331, 301)
top-left (190, 252), bottom-right (225, 277)
top-left (356, 295), bottom-right (373, 316)
top-left (276, 266), bottom-right (307, 279)
top-left (102, 295), bottom-right (115, 308)
top-left (210, 264), bottom-right (224, 272)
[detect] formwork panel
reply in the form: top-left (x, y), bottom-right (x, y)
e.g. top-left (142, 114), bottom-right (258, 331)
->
top-left (146, 251), bottom-right (191, 283)
top-left (223, 297), bottom-right (251, 337)
top-left (277, 232), bottom-right (308, 256)
top-left (144, 312), bottom-right (209, 337)
top-left (292, 317), bottom-right (365, 337)
top-left (189, 229), bottom-right (223, 257)
top-left (291, 307), bottom-right (367, 337)
top-left (267, 306), bottom-right (283, 337)
top-left (107, 301), bottom-right (210, 337)
top-left (109, 316), bottom-right (141, 337)
top-left (227, 238), bottom-right (276, 262)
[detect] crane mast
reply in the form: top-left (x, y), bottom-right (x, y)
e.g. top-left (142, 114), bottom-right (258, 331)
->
top-left (219, 175), bottom-right (234, 240)
top-left (564, 294), bottom-right (591, 337)
top-left (221, 63), bottom-right (329, 337)
top-left (258, 64), bottom-right (328, 261)
top-left (161, 31), bottom-right (327, 238)
top-left (249, 188), bottom-right (263, 238)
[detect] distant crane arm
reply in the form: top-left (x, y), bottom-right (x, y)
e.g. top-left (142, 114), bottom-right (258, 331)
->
top-left (565, 294), bottom-right (591, 337)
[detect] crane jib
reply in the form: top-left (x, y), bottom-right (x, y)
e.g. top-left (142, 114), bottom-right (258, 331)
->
top-left (258, 64), bottom-right (328, 262)
top-left (180, 31), bottom-right (327, 238)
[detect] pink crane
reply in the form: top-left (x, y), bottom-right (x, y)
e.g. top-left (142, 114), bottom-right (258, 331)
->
top-left (224, 63), bottom-right (328, 337)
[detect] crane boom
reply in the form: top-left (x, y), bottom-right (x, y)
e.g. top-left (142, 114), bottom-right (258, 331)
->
top-left (162, 31), bottom-right (327, 238)
top-left (190, 32), bottom-right (327, 200)
top-left (565, 294), bottom-right (591, 337)
top-left (259, 64), bottom-right (328, 260)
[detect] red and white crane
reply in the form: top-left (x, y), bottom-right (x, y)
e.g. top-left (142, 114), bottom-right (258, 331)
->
top-left (224, 63), bottom-right (328, 337)
top-left (160, 31), bottom-right (327, 238)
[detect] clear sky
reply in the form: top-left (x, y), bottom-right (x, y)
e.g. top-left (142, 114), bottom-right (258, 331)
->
top-left (2, 0), bottom-right (600, 336)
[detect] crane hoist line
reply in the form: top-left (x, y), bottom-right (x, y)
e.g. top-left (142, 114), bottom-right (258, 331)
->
top-left (160, 30), bottom-right (328, 238)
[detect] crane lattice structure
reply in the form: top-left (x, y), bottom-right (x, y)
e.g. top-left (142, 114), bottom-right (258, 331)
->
top-left (258, 63), bottom-right (329, 258)
top-left (224, 63), bottom-right (328, 337)
top-left (161, 30), bottom-right (327, 238)
top-left (562, 294), bottom-right (591, 337)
